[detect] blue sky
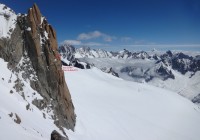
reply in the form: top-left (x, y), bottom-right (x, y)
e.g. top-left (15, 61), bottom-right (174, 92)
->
top-left (1, 0), bottom-right (200, 51)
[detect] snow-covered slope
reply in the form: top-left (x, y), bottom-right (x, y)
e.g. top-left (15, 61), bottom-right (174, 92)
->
top-left (0, 3), bottom-right (17, 38)
top-left (0, 58), bottom-right (65, 139)
top-left (79, 57), bottom-right (200, 103)
top-left (2, 55), bottom-right (200, 140)
top-left (65, 67), bottom-right (200, 140)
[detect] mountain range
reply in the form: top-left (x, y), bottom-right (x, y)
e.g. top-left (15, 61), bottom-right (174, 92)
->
top-left (59, 44), bottom-right (200, 103)
top-left (1, 2), bottom-right (200, 140)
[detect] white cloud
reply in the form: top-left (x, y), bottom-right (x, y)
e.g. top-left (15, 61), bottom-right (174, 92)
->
top-left (77, 31), bottom-right (101, 40)
top-left (61, 40), bottom-right (82, 45)
top-left (83, 42), bottom-right (109, 46)
top-left (84, 42), bottom-right (103, 46)
top-left (77, 30), bottom-right (116, 42)
top-left (61, 39), bottom-right (109, 47)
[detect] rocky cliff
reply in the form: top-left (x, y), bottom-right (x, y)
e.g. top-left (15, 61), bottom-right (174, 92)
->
top-left (0, 3), bottom-right (76, 133)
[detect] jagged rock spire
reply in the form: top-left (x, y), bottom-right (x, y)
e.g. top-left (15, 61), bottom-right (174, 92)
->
top-left (23, 3), bottom-right (76, 130)
top-left (0, 3), bottom-right (76, 132)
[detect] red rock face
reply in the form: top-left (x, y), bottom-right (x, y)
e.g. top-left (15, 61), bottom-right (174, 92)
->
top-left (0, 2), bottom-right (75, 133)
top-left (23, 4), bottom-right (76, 130)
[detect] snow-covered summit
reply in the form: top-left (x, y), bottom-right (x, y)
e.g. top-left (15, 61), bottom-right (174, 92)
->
top-left (75, 46), bottom-right (112, 58)
top-left (0, 3), bottom-right (17, 39)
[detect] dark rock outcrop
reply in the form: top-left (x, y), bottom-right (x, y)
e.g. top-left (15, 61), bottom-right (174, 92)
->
top-left (101, 67), bottom-right (119, 77)
top-left (171, 53), bottom-right (193, 74)
top-left (0, 3), bottom-right (76, 131)
top-left (192, 94), bottom-right (200, 104)
top-left (159, 51), bottom-right (200, 75)
top-left (0, 22), bottom-right (23, 68)
top-left (156, 64), bottom-right (175, 80)
top-left (14, 113), bottom-right (21, 124)
top-left (51, 130), bottom-right (68, 140)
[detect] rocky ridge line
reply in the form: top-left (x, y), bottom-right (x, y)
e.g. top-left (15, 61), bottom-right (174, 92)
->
top-left (0, 3), bottom-right (76, 133)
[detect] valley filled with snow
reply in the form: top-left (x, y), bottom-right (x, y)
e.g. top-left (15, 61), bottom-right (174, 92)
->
top-left (65, 67), bottom-right (200, 140)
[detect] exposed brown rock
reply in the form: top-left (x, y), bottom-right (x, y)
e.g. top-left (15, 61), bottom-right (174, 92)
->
top-left (32, 3), bottom-right (41, 25)
top-left (0, 3), bottom-right (76, 131)
top-left (23, 3), bottom-right (76, 130)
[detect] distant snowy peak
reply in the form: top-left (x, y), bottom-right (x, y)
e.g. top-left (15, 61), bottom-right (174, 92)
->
top-left (59, 44), bottom-right (91, 69)
top-left (59, 44), bottom-right (112, 68)
top-left (158, 51), bottom-right (200, 74)
top-left (75, 46), bottom-right (112, 58)
top-left (59, 43), bottom-right (113, 59)
top-left (59, 44), bottom-right (200, 61)
top-left (74, 47), bottom-right (150, 59)
top-left (0, 3), bottom-right (17, 39)
top-left (115, 49), bottom-right (150, 59)
top-left (59, 44), bottom-right (200, 78)
top-left (59, 44), bottom-right (151, 59)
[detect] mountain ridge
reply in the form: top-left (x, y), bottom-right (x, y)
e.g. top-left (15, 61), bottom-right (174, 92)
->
top-left (0, 3), bottom-right (75, 139)
top-left (59, 44), bottom-right (200, 103)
